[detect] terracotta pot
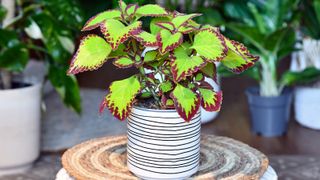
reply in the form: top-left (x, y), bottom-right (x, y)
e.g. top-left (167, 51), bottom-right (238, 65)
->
top-left (127, 106), bottom-right (201, 180)
top-left (0, 82), bottom-right (41, 176)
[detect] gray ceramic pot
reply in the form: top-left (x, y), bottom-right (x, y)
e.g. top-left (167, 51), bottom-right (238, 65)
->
top-left (245, 87), bottom-right (293, 137)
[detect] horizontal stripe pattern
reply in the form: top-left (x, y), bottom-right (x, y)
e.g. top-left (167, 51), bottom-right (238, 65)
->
top-left (127, 107), bottom-right (201, 179)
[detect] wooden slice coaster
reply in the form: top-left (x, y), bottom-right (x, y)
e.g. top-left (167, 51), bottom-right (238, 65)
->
top-left (62, 135), bottom-right (269, 180)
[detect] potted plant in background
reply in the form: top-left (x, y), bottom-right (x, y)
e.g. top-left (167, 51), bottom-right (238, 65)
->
top-left (0, 0), bottom-right (82, 175)
top-left (289, 0), bottom-right (320, 129)
top-left (68, 0), bottom-right (258, 179)
top-left (214, 0), bottom-right (300, 137)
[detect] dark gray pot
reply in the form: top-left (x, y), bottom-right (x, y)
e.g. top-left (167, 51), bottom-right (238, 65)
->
top-left (245, 87), bottom-right (293, 137)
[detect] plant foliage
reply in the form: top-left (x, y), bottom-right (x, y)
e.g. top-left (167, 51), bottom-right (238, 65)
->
top-left (68, 0), bottom-right (258, 121)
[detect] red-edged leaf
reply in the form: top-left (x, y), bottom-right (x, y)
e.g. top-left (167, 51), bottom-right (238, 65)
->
top-left (191, 28), bottom-right (227, 61)
top-left (170, 46), bottom-right (206, 82)
top-left (125, 4), bottom-right (138, 18)
top-left (82, 10), bottom-right (121, 31)
top-left (100, 19), bottom-right (142, 50)
top-left (161, 95), bottom-right (175, 109)
top-left (68, 35), bottom-right (112, 74)
top-left (100, 75), bottom-right (141, 120)
top-left (136, 4), bottom-right (168, 17)
top-left (113, 56), bottom-right (134, 68)
top-left (170, 84), bottom-right (200, 121)
top-left (200, 63), bottom-right (217, 82)
top-left (157, 29), bottom-right (183, 54)
top-left (132, 31), bottom-right (158, 47)
top-left (198, 88), bottom-right (222, 111)
top-left (221, 38), bottom-right (259, 73)
top-left (171, 13), bottom-right (201, 28)
top-left (155, 22), bottom-right (175, 32)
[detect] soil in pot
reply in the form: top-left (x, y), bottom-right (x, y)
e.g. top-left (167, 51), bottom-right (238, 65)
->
top-left (245, 87), bottom-right (293, 137)
top-left (127, 100), bottom-right (201, 180)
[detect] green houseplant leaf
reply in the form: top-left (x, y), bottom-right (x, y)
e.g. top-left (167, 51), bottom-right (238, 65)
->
top-left (136, 4), bottom-right (168, 17)
top-left (198, 88), bottom-right (222, 111)
top-left (100, 19), bottom-right (142, 50)
top-left (157, 29), bottom-right (183, 54)
top-left (170, 46), bottom-right (206, 82)
top-left (68, 35), bottom-right (112, 74)
top-left (82, 10), bottom-right (121, 31)
top-left (100, 75), bottom-right (141, 120)
top-left (132, 31), bottom-right (158, 47)
top-left (113, 56), bottom-right (134, 68)
top-left (191, 28), bottom-right (227, 61)
top-left (221, 38), bottom-right (259, 73)
top-left (200, 63), bottom-right (217, 81)
top-left (170, 84), bottom-right (200, 121)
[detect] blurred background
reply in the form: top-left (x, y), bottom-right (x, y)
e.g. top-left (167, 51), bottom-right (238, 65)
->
top-left (0, 0), bottom-right (320, 179)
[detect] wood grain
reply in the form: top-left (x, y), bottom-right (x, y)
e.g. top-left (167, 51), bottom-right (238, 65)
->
top-left (62, 134), bottom-right (268, 180)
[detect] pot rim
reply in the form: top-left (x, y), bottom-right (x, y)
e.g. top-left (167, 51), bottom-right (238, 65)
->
top-left (245, 86), bottom-right (292, 99)
top-left (0, 81), bottom-right (41, 93)
top-left (133, 105), bottom-right (178, 112)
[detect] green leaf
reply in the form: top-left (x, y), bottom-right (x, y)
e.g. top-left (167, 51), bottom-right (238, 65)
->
top-left (191, 29), bottom-right (227, 61)
top-left (159, 81), bottom-right (173, 94)
top-left (136, 4), bottom-right (168, 17)
top-left (200, 63), bottom-right (217, 81)
top-left (100, 75), bottom-right (141, 120)
top-left (0, 45), bottom-right (29, 72)
top-left (221, 38), bottom-right (259, 73)
top-left (0, 5), bottom-right (7, 22)
top-left (171, 13), bottom-right (201, 28)
top-left (113, 57), bottom-right (134, 68)
top-left (198, 88), bottom-right (222, 111)
top-left (68, 35), bottom-right (112, 74)
top-left (171, 46), bottom-right (206, 82)
top-left (125, 4), bottom-right (138, 18)
top-left (157, 29), bottom-right (183, 54)
top-left (82, 10), bottom-right (121, 31)
top-left (150, 17), bottom-right (171, 35)
top-left (144, 50), bottom-right (157, 62)
top-left (100, 19), bottom-right (142, 50)
top-left (170, 84), bottom-right (200, 121)
top-left (281, 67), bottom-right (320, 86)
top-left (155, 22), bottom-right (175, 32)
top-left (132, 31), bottom-right (158, 47)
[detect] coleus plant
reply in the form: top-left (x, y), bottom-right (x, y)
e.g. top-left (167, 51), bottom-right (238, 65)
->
top-left (68, 0), bottom-right (258, 121)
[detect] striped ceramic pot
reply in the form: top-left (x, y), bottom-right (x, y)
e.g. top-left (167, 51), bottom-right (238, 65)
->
top-left (127, 106), bottom-right (201, 180)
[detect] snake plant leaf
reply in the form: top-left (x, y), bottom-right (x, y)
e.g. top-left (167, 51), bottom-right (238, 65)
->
top-left (132, 31), bottom-right (158, 47)
top-left (155, 22), bottom-right (175, 32)
top-left (172, 13), bottom-right (201, 28)
top-left (68, 35), bottom-right (112, 74)
top-left (157, 29), bottom-right (183, 54)
top-left (82, 10), bottom-right (121, 31)
top-left (170, 46), bottom-right (206, 82)
top-left (200, 63), bottom-right (217, 81)
top-left (100, 75), bottom-right (141, 120)
top-left (170, 84), bottom-right (200, 121)
top-left (113, 56), bottom-right (134, 68)
top-left (136, 4), bottom-right (168, 17)
top-left (100, 19), bottom-right (142, 50)
top-left (198, 88), bottom-right (222, 111)
top-left (221, 38), bottom-right (259, 73)
top-left (191, 28), bottom-right (227, 61)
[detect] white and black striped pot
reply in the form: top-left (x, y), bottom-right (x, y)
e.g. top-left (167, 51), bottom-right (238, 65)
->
top-left (127, 106), bottom-right (201, 180)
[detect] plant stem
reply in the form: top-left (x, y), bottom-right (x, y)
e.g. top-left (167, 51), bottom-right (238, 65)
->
top-left (139, 67), bottom-right (161, 107)
top-left (259, 55), bottom-right (279, 96)
top-left (0, 69), bottom-right (12, 89)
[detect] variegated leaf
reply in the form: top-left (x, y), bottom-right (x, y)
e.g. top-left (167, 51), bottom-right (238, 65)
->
top-left (170, 46), bottom-right (206, 82)
top-left (172, 13), bottom-right (201, 28)
top-left (100, 75), bottom-right (141, 120)
top-left (113, 56), bottom-right (134, 68)
top-left (159, 81), bottom-right (174, 94)
top-left (82, 10), bottom-right (121, 31)
top-left (155, 22), bottom-right (175, 32)
top-left (136, 4), bottom-right (168, 17)
top-left (191, 28), bottom-right (227, 61)
top-left (198, 88), bottom-right (222, 111)
top-left (200, 63), bottom-right (217, 81)
top-left (221, 38), bottom-right (259, 73)
top-left (157, 29), bottom-right (183, 54)
top-left (170, 84), bottom-right (200, 121)
top-left (150, 17), bottom-right (171, 35)
top-left (132, 31), bottom-right (158, 47)
top-left (68, 35), bottom-right (111, 74)
top-left (100, 19), bottom-right (142, 50)
top-left (143, 50), bottom-right (157, 62)
top-left (125, 4), bottom-right (138, 18)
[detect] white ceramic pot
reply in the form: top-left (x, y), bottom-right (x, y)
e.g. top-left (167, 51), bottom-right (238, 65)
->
top-left (0, 82), bottom-right (42, 176)
top-left (127, 106), bottom-right (201, 180)
top-left (294, 87), bottom-right (320, 130)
